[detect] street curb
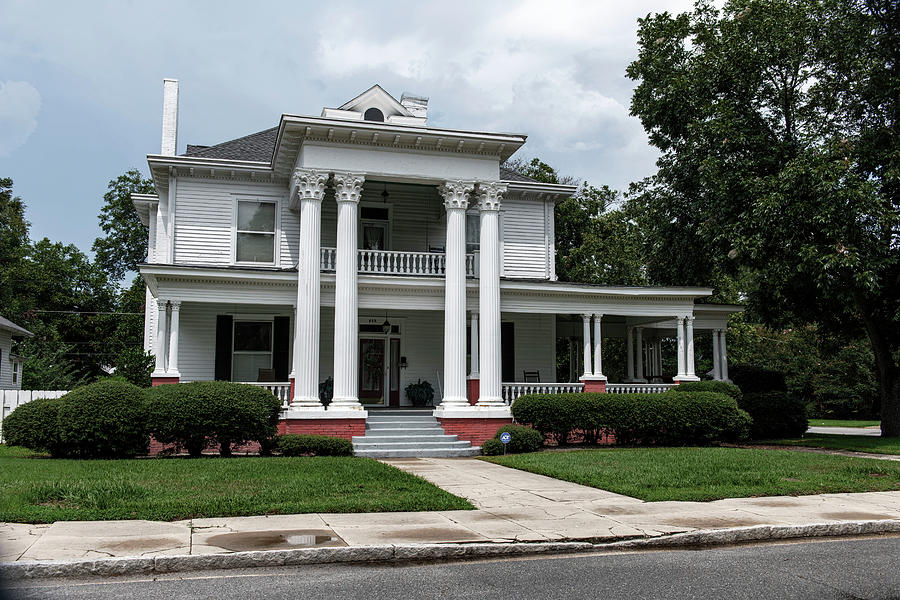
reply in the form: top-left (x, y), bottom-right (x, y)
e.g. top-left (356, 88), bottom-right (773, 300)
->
top-left (3, 519), bottom-right (899, 580)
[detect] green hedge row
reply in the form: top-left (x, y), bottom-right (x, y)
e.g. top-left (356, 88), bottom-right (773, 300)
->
top-left (2, 380), bottom-right (283, 458)
top-left (511, 391), bottom-right (752, 446)
top-left (277, 434), bottom-right (354, 457)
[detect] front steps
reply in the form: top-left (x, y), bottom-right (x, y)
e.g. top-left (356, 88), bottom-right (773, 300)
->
top-left (353, 409), bottom-right (481, 458)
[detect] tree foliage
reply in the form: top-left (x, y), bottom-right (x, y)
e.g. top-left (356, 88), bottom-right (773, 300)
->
top-left (92, 169), bottom-right (155, 283)
top-left (627, 0), bottom-right (899, 435)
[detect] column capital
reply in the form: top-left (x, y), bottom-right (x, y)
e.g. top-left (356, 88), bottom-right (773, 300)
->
top-left (592, 312), bottom-right (603, 320)
top-left (291, 168), bottom-right (328, 202)
top-left (476, 181), bottom-right (506, 211)
top-left (439, 180), bottom-right (474, 210)
top-left (685, 315), bottom-right (695, 324)
top-left (332, 172), bottom-right (365, 203)
top-left (581, 313), bottom-right (592, 323)
top-left (169, 300), bottom-right (181, 311)
top-left (156, 298), bottom-right (168, 310)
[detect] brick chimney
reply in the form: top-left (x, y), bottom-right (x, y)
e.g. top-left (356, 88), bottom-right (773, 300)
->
top-left (161, 79), bottom-right (179, 156)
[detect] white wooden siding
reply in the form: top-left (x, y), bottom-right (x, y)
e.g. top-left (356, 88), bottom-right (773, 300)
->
top-left (502, 194), bottom-right (551, 279)
top-left (0, 330), bottom-right (12, 389)
top-left (503, 312), bottom-right (557, 382)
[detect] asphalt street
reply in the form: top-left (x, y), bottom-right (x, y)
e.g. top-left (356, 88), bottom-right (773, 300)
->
top-left (4, 535), bottom-right (900, 600)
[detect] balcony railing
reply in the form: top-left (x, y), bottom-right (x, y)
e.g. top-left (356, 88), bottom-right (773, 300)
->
top-left (321, 248), bottom-right (476, 277)
top-left (501, 382), bottom-right (585, 405)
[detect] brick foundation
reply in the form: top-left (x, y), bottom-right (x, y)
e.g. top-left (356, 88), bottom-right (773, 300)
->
top-left (278, 418), bottom-right (366, 439)
top-left (148, 436), bottom-right (261, 456)
top-left (151, 376), bottom-right (180, 387)
top-left (580, 378), bottom-right (607, 393)
top-left (466, 378), bottom-right (480, 405)
top-left (438, 417), bottom-right (512, 446)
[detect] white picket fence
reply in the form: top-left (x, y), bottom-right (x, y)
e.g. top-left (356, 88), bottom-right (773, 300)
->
top-left (0, 390), bottom-right (68, 443)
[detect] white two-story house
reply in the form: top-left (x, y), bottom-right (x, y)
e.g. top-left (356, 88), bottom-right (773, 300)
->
top-left (134, 80), bottom-right (738, 449)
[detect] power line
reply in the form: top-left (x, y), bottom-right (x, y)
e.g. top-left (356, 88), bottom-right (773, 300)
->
top-left (23, 310), bottom-right (144, 315)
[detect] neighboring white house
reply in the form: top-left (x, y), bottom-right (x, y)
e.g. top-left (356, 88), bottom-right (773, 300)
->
top-left (134, 80), bottom-right (738, 446)
top-left (0, 316), bottom-right (32, 391)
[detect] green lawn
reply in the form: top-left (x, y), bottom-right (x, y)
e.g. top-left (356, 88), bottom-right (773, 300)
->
top-left (808, 419), bottom-right (881, 428)
top-left (762, 434), bottom-right (900, 455)
top-left (0, 445), bottom-right (472, 523)
top-left (483, 447), bottom-right (900, 502)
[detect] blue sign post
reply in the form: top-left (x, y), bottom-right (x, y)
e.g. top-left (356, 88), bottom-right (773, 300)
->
top-left (500, 431), bottom-right (511, 454)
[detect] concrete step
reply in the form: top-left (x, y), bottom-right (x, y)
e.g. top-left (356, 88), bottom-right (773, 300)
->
top-left (365, 410), bottom-right (435, 416)
top-left (363, 427), bottom-right (444, 436)
top-left (352, 434), bottom-right (460, 444)
top-left (354, 439), bottom-right (472, 449)
top-left (366, 416), bottom-right (438, 424)
top-left (354, 447), bottom-right (482, 458)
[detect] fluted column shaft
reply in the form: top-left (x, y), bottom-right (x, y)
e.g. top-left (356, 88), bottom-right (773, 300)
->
top-left (331, 173), bottom-right (365, 409)
top-left (712, 329), bottom-right (722, 380)
top-left (153, 299), bottom-right (168, 375)
top-left (685, 316), bottom-right (696, 378)
top-left (582, 314), bottom-right (592, 377)
top-left (439, 181), bottom-right (473, 408)
top-left (167, 300), bottom-right (181, 375)
top-left (720, 329), bottom-right (730, 381)
top-left (675, 317), bottom-right (686, 378)
top-left (476, 182), bottom-right (505, 406)
top-left (592, 313), bottom-right (604, 378)
top-left (292, 169), bottom-right (327, 408)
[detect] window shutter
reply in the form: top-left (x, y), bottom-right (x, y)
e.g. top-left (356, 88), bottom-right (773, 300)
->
top-left (273, 316), bottom-right (290, 381)
top-left (215, 315), bottom-right (233, 381)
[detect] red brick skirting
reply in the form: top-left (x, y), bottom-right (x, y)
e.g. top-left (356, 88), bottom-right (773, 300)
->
top-left (580, 379), bottom-right (607, 393)
top-left (438, 417), bottom-right (512, 446)
top-left (278, 418), bottom-right (366, 440)
top-left (466, 378), bottom-right (480, 405)
top-left (151, 377), bottom-right (180, 387)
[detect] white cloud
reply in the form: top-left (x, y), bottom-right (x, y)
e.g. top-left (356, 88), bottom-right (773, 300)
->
top-left (0, 80), bottom-right (41, 157)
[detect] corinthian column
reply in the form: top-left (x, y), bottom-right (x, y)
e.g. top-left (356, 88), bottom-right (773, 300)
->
top-left (330, 172), bottom-right (365, 410)
top-left (291, 168), bottom-right (327, 409)
top-left (476, 181), bottom-right (505, 406)
top-left (437, 180), bottom-right (474, 409)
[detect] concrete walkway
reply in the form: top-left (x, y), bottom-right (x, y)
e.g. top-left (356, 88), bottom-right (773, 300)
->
top-left (3, 458), bottom-right (900, 565)
top-left (807, 426), bottom-right (882, 436)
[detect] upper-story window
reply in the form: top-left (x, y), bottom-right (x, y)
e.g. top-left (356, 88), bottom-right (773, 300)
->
top-left (236, 200), bottom-right (276, 263)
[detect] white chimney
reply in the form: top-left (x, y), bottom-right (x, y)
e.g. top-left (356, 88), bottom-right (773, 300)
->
top-left (161, 79), bottom-right (179, 156)
top-left (400, 92), bottom-right (428, 119)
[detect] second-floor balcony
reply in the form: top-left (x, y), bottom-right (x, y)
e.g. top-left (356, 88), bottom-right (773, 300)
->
top-left (321, 248), bottom-right (477, 277)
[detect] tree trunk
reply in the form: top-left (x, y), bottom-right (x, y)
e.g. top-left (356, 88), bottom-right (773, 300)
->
top-left (858, 302), bottom-right (900, 437)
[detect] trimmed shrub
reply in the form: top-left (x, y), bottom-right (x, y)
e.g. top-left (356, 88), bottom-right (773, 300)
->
top-left (512, 392), bottom-right (751, 446)
top-left (729, 364), bottom-right (788, 394)
top-left (277, 434), bottom-right (353, 457)
top-left (1, 396), bottom-right (63, 455)
top-left (481, 439), bottom-right (504, 456)
top-left (147, 381), bottom-right (282, 457)
top-left (492, 424), bottom-right (544, 453)
top-left (739, 391), bottom-right (808, 439)
top-left (671, 381), bottom-right (742, 403)
top-left (56, 381), bottom-right (149, 458)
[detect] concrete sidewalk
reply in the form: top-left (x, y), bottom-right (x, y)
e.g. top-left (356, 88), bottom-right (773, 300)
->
top-left (2, 458), bottom-right (900, 566)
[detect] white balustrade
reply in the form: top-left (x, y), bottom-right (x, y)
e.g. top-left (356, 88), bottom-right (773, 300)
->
top-left (501, 382), bottom-right (585, 405)
top-left (240, 382), bottom-right (293, 407)
top-left (606, 383), bottom-right (674, 394)
top-left (321, 248), bottom-right (476, 277)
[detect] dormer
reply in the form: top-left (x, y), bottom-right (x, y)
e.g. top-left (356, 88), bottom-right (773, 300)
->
top-left (320, 84), bottom-right (428, 126)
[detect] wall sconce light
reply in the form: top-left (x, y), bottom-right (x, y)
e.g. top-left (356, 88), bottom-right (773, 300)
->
top-left (399, 356), bottom-right (408, 369)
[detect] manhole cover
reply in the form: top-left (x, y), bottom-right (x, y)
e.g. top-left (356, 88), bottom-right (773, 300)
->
top-left (205, 529), bottom-right (346, 552)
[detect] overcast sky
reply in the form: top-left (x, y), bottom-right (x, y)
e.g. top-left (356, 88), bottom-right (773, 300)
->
top-left (0, 0), bottom-right (695, 255)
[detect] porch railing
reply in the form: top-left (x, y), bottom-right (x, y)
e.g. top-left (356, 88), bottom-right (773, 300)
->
top-left (240, 382), bottom-right (292, 407)
top-left (320, 248), bottom-right (476, 277)
top-left (606, 383), bottom-right (675, 394)
top-left (501, 382), bottom-right (584, 405)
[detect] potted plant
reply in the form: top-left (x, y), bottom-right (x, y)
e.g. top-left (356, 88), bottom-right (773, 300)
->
top-left (405, 379), bottom-right (434, 407)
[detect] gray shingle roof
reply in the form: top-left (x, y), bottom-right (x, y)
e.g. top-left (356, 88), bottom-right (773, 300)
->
top-left (0, 315), bottom-right (33, 337)
top-left (183, 127), bottom-right (536, 182)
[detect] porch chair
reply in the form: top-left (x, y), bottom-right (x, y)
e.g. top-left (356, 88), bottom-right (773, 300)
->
top-left (523, 370), bottom-right (541, 383)
top-left (257, 368), bottom-right (276, 382)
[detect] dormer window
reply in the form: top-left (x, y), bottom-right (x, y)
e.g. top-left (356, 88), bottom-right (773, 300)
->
top-left (364, 108), bottom-right (385, 122)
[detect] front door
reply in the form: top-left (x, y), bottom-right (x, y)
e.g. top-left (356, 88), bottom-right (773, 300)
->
top-left (359, 338), bottom-right (386, 405)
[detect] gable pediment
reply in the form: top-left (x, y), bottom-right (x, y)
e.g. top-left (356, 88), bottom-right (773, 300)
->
top-left (322, 84), bottom-right (427, 125)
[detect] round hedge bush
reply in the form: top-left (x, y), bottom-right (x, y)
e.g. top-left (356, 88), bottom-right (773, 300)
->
top-left (56, 380), bottom-right (149, 458)
top-left (481, 439), bottom-right (504, 456)
top-left (1, 396), bottom-right (63, 455)
top-left (670, 380), bottom-right (742, 403)
top-left (492, 423), bottom-right (544, 453)
top-left (511, 391), bottom-right (751, 446)
top-left (739, 391), bottom-right (808, 439)
top-left (147, 381), bottom-right (282, 456)
top-left (277, 434), bottom-right (353, 456)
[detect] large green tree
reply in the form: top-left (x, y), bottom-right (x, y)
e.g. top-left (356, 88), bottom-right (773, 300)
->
top-left (92, 169), bottom-right (155, 283)
top-left (627, 0), bottom-right (899, 434)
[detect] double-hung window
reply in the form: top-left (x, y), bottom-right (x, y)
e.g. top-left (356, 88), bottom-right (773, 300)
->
top-left (231, 321), bottom-right (273, 382)
top-left (236, 200), bottom-right (276, 264)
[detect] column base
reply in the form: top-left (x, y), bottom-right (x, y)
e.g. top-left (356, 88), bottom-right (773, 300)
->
top-left (329, 397), bottom-right (366, 411)
top-left (672, 375), bottom-right (701, 383)
top-left (466, 377), bottom-right (480, 406)
top-left (580, 376), bottom-right (607, 393)
top-left (151, 376), bottom-right (180, 387)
